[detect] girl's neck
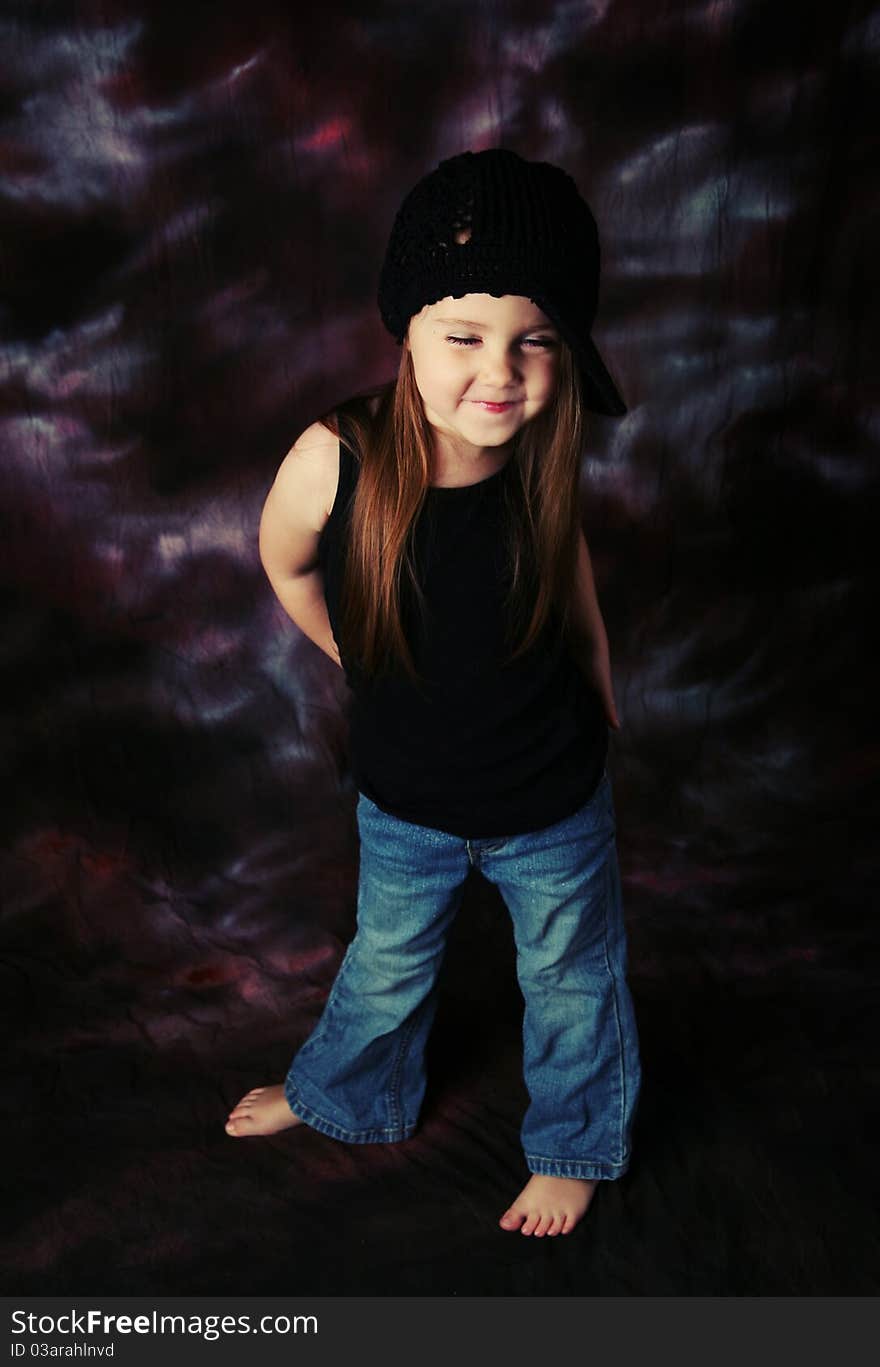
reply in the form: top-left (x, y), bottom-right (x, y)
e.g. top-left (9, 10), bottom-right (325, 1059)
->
top-left (429, 439), bottom-right (514, 489)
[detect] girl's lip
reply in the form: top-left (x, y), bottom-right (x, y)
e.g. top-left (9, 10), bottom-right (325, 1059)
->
top-left (469, 399), bottom-right (521, 411)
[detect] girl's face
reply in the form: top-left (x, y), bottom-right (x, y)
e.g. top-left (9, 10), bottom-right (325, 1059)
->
top-left (405, 293), bottom-right (561, 459)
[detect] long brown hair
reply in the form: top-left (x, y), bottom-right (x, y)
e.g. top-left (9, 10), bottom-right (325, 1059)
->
top-left (315, 339), bottom-right (586, 684)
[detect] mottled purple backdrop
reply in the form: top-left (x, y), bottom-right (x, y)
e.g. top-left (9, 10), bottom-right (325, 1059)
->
top-left (1, 0), bottom-right (877, 1295)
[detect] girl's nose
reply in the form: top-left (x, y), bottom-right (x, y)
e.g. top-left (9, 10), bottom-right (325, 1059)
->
top-left (478, 348), bottom-right (520, 383)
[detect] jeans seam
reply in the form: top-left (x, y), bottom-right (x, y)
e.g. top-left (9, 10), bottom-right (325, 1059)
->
top-left (524, 1152), bottom-right (630, 1180)
top-left (525, 1151), bottom-right (630, 1166)
top-left (601, 847), bottom-right (627, 1167)
top-left (284, 1081), bottom-right (416, 1143)
top-left (387, 1009), bottom-right (421, 1132)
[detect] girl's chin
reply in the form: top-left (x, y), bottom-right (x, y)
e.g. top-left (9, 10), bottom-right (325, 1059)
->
top-left (427, 407), bottom-right (526, 446)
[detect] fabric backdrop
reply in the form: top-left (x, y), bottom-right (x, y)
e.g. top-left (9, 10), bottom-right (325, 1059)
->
top-left (1, 0), bottom-right (877, 1296)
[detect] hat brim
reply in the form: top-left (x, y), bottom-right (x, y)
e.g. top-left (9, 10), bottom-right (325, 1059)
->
top-left (530, 296), bottom-right (627, 416)
top-left (575, 333), bottom-right (629, 417)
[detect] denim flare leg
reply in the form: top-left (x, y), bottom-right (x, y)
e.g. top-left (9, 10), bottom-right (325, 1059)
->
top-left (284, 770), bottom-right (642, 1181)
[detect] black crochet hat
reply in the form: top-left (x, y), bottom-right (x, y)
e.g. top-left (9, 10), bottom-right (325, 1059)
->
top-left (377, 147), bottom-right (627, 417)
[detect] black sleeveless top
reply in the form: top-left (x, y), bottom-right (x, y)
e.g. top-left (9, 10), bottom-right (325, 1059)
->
top-left (319, 428), bottom-right (608, 839)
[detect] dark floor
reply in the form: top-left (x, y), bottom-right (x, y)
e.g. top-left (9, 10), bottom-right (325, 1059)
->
top-left (2, 822), bottom-right (876, 1296)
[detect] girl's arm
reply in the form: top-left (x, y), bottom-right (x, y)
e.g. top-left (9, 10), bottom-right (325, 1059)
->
top-left (567, 529), bottom-right (621, 731)
top-left (258, 423), bottom-right (342, 669)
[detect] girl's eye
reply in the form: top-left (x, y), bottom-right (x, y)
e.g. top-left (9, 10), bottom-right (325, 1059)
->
top-left (445, 336), bottom-right (556, 349)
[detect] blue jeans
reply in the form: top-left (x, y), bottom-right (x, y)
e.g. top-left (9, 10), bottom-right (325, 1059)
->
top-left (284, 771), bottom-right (642, 1181)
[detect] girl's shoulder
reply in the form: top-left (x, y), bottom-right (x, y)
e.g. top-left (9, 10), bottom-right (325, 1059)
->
top-left (274, 418), bottom-right (342, 528)
top-left (269, 390), bottom-right (382, 533)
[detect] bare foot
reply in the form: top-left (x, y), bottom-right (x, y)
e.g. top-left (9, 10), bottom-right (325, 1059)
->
top-left (499, 1174), bottom-right (598, 1236)
top-left (225, 1084), bottom-right (303, 1137)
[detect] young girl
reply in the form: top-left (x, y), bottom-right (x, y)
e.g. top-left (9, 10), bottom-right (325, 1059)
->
top-left (225, 148), bottom-right (642, 1238)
